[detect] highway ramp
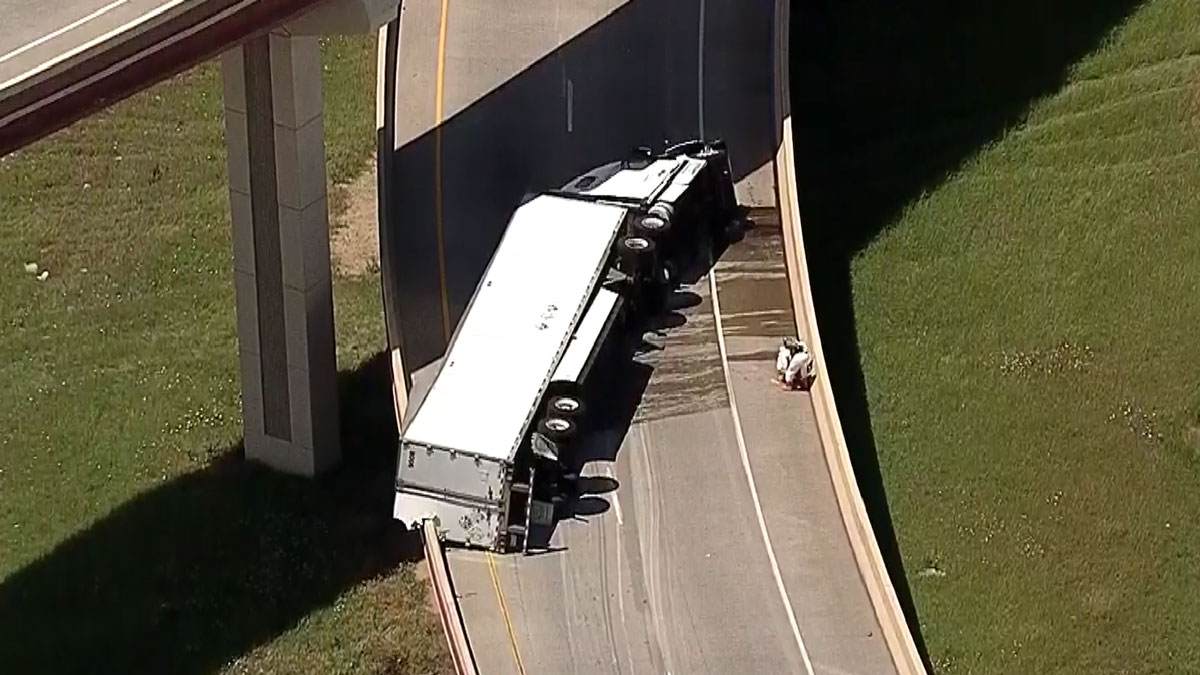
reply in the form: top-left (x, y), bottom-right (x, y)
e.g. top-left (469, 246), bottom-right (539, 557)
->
top-left (382, 1), bottom-right (900, 673)
top-left (0, 0), bottom-right (175, 85)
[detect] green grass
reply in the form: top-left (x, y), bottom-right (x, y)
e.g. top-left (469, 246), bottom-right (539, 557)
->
top-left (795, 1), bottom-right (1200, 673)
top-left (0, 36), bottom-right (449, 675)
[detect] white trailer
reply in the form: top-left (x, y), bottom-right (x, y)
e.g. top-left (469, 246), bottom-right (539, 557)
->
top-left (394, 140), bottom-right (742, 552)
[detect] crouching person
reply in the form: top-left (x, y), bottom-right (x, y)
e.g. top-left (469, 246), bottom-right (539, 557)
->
top-left (776, 336), bottom-right (816, 391)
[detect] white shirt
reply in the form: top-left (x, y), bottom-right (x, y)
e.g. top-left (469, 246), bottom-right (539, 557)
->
top-left (776, 345), bottom-right (792, 374)
top-left (785, 350), bottom-right (813, 382)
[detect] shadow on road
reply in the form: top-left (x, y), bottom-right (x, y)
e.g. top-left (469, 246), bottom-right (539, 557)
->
top-left (0, 352), bottom-right (420, 675)
top-left (790, 0), bottom-right (1147, 666)
top-left (569, 496), bottom-right (613, 519)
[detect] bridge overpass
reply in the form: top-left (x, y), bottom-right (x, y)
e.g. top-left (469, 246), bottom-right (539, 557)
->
top-left (1, 0), bottom-right (401, 475)
top-left (1, 0), bottom-right (928, 672)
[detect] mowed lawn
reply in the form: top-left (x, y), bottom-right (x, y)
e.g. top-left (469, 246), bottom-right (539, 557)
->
top-left (0, 37), bottom-right (449, 675)
top-left (796, 1), bottom-right (1200, 673)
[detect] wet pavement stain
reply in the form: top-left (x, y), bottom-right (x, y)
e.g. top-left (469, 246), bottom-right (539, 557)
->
top-left (715, 211), bottom-right (795, 339)
top-left (622, 206), bottom-right (795, 422)
top-left (634, 276), bottom-right (728, 423)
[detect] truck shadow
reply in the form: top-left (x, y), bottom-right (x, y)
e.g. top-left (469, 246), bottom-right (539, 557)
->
top-left (573, 359), bottom-right (654, 469)
top-left (790, 0), bottom-right (1147, 666)
top-left (561, 477), bottom-right (620, 523)
top-left (537, 270), bottom-right (722, 547)
top-left (0, 352), bottom-right (430, 675)
top-left (525, 354), bottom-right (648, 550)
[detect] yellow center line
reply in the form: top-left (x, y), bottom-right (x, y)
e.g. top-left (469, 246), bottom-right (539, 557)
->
top-left (433, 0), bottom-right (452, 344)
top-left (487, 552), bottom-right (528, 675)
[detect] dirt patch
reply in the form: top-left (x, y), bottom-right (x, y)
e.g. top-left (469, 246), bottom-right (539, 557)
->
top-left (330, 158), bottom-right (381, 278)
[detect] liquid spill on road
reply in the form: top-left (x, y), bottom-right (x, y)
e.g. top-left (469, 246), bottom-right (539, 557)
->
top-left (714, 208), bottom-right (795, 340)
top-left (631, 207), bottom-right (795, 421)
top-left (634, 276), bottom-right (728, 423)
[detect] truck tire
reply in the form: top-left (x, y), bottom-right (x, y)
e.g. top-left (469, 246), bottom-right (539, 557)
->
top-left (617, 235), bottom-right (657, 275)
top-left (547, 394), bottom-right (586, 421)
top-left (648, 201), bottom-right (674, 223)
top-left (537, 416), bottom-right (576, 445)
top-left (632, 215), bottom-right (671, 241)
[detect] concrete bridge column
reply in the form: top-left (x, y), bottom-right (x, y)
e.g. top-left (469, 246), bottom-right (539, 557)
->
top-left (221, 31), bottom-right (340, 476)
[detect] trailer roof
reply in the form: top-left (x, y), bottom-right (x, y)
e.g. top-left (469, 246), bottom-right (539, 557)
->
top-left (402, 194), bottom-right (628, 461)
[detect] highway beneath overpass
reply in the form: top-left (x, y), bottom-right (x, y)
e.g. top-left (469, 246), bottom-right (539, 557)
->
top-left (380, 1), bottom-right (907, 673)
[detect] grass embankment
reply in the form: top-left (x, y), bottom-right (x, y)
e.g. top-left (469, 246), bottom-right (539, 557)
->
top-left (793, 1), bottom-right (1200, 673)
top-left (0, 37), bottom-right (449, 675)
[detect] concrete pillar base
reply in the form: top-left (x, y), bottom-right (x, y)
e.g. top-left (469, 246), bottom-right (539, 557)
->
top-left (222, 31), bottom-right (341, 477)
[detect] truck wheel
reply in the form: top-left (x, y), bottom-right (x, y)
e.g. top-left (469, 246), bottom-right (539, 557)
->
top-left (648, 201), bottom-right (674, 223)
top-left (723, 216), bottom-right (748, 243)
top-left (548, 394), bottom-right (586, 421)
top-left (537, 416), bottom-right (576, 445)
top-left (617, 235), bottom-right (657, 274)
top-left (632, 215), bottom-right (671, 240)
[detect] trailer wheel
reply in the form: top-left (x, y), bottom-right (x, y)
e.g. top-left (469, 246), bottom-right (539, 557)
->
top-left (537, 416), bottom-right (576, 445)
top-left (548, 395), bottom-right (586, 421)
top-left (617, 235), bottom-right (657, 274)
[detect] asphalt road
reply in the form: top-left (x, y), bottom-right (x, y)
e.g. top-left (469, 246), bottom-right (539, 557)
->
top-left (0, 0), bottom-right (176, 87)
top-left (385, 1), bottom-right (900, 673)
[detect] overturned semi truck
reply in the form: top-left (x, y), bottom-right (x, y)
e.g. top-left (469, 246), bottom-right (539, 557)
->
top-left (393, 139), bottom-right (744, 552)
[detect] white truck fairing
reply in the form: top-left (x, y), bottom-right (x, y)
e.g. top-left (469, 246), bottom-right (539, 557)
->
top-left (565, 156), bottom-right (709, 203)
top-left (552, 288), bottom-right (621, 385)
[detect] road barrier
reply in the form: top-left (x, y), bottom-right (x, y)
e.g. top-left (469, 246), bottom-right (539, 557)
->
top-left (771, 1), bottom-right (928, 674)
top-left (423, 520), bottom-right (480, 675)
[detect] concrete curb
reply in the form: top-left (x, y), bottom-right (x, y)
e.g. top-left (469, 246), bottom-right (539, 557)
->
top-left (771, 1), bottom-right (928, 673)
top-left (375, 12), bottom-right (412, 433)
top-left (423, 521), bottom-right (480, 675)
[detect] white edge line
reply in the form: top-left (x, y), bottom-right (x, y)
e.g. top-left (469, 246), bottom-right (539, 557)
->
top-left (709, 270), bottom-right (816, 675)
top-left (0, 0), bottom-right (193, 93)
top-left (0, 0), bottom-right (129, 65)
top-left (603, 463), bottom-right (623, 525)
top-left (0, 0), bottom-right (256, 128)
top-left (374, 20), bottom-right (389, 134)
top-left (390, 2), bottom-right (408, 154)
top-left (565, 78), bottom-right (573, 133)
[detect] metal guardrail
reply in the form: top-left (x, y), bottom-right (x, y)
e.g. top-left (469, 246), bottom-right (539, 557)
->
top-left (771, 1), bottom-right (927, 673)
top-left (422, 520), bottom-right (479, 675)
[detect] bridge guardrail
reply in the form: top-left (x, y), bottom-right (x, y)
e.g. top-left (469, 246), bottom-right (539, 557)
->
top-left (423, 520), bottom-right (479, 675)
top-left (771, 1), bottom-right (928, 673)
